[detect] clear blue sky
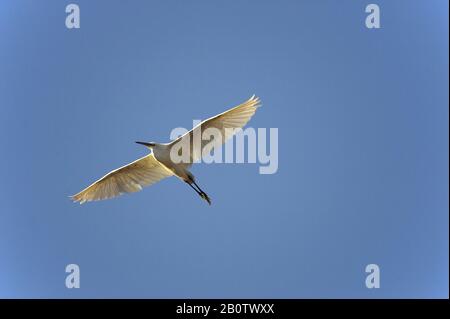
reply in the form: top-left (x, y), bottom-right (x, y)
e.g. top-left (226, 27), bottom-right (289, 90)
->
top-left (0, 0), bottom-right (448, 298)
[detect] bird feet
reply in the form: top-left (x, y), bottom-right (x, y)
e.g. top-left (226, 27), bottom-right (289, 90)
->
top-left (200, 192), bottom-right (211, 205)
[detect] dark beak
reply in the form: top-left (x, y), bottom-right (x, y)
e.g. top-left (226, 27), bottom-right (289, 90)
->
top-left (135, 141), bottom-right (155, 147)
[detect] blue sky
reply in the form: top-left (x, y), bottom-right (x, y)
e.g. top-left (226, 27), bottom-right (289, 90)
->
top-left (0, 0), bottom-right (448, 298)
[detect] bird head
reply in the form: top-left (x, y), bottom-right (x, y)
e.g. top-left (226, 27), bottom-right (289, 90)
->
top-left (135, 141), bottom-right (156, 148)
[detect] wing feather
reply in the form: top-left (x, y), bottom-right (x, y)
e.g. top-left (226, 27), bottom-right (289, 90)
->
top-left (71, 154), bottom-right (173, 204)
top-left (170, 95), bottom-right (261, 164)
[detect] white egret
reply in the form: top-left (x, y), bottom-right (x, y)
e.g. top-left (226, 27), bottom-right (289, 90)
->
top-left (71, 95), bottom-right (261, 205)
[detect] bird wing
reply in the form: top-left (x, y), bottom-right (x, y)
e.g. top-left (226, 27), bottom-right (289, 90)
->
top-left (170, 95), bottom-right (261, 164)
top-left (71, 154), bottom-right (173, 204)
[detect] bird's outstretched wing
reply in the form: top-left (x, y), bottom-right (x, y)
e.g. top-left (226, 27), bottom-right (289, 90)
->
top-left (71, 154), bottom-right (173, 204)
top-left (170, 95), bottom-right (261, 164)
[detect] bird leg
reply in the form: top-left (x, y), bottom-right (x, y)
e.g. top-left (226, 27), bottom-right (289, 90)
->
top-left (186, 181), bottom-right (211, 205)
top-left (192, 180), bottom-right (211, 205)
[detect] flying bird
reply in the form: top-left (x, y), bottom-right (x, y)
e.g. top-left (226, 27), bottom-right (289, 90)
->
top-left (71, 95), bottom-right (261, 205)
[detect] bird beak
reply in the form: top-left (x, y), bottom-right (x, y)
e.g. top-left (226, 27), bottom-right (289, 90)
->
top-left (135, 141), bottom-right (155, 147)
